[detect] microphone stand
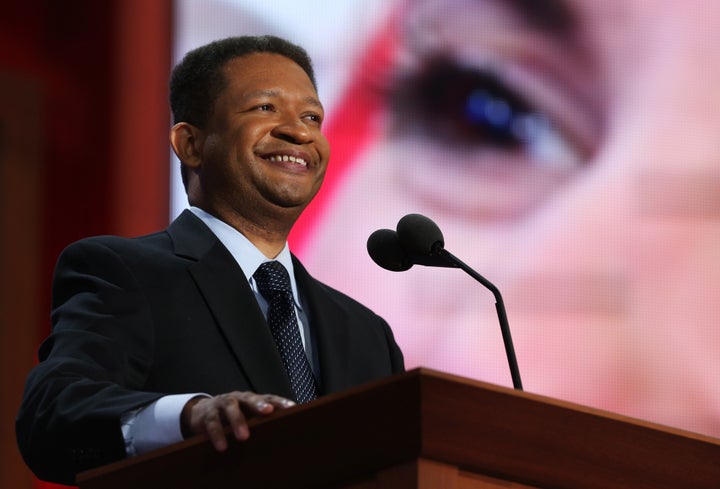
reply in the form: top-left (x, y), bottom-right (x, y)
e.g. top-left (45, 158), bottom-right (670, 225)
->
top-left (436, 248), bottom-right (523, 391)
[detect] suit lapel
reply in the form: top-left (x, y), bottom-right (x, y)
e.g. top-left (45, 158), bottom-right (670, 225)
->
top-left (292, 256), bottom-right (351, 394)
top-left (168, 211), bottom-right (294, 398)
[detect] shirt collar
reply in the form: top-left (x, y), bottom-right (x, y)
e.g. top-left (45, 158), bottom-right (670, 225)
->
top-left (188, 206), bottom-right (302, 307)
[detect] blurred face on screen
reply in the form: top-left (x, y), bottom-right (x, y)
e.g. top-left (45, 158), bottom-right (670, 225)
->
top-left (304, 0), bottom-right (720, 436)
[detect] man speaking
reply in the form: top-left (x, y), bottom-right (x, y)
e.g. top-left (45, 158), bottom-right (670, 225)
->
top-left (16, 35), bottom-right (404, 485)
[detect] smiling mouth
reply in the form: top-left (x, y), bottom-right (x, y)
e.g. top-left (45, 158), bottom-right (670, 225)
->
top-left (265, 154), bottom-right (308, 167)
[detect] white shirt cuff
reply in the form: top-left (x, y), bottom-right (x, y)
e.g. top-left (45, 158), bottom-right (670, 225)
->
top-left (122, 393), bottom-right (208, 456)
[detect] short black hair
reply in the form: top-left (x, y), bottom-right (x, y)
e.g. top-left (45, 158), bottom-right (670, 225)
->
top-left (169, 35), bottom-right (317, 128)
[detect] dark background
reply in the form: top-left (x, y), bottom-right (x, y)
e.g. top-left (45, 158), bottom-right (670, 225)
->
top-left (0, 2), bottom-right (172, 487)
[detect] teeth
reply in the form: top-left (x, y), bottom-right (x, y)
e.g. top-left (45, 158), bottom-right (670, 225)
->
top-left (268, 155), bottom-right (307, 166)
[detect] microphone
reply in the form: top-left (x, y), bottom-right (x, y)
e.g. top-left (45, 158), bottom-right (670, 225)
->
top-left (396, 213), bottom-right (444, 255)
top-left (367, 228), bottom-right (412, 271)
top-left (367, 214), bottom-right (523, 391)
top-left (368, 214), bottom-right (458, 270)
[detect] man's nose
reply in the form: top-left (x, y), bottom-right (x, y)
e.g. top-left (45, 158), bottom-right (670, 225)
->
top-left (271, 118), bottom-right (313, 144)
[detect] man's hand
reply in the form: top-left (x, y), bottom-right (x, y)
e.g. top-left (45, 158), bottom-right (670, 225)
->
top-left (180, 392), bottom-right (295, 451)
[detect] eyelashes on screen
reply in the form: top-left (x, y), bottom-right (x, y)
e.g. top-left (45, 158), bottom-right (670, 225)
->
top-left (392, 59), bottom-right (533, 145)
top-left (386, 58), bottom-right (582, 170)
top-left (376, 56), bottom-right (590, 219)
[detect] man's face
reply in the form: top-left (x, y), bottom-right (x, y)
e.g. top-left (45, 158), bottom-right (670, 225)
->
top-left (194, 52), bottom-right (330, 226)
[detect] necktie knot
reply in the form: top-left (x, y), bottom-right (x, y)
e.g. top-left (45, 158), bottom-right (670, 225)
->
top-left (254, 261), bottom-right (292, 297)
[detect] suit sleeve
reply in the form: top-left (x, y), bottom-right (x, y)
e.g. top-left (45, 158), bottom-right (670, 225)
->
top-left (16, 239), bottom-right (164, 485)
top-left (381, 316), bottom-right (405, 374)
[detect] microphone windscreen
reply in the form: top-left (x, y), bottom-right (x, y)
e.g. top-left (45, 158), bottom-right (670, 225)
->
top-left (396, 214), bottom-right (445, 256)
top-left (367, 229), bottom-right (413, 272)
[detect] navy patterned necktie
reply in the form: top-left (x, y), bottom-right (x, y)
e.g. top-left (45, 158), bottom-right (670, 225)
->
top-left (253, 261), bottom-right (318, 403)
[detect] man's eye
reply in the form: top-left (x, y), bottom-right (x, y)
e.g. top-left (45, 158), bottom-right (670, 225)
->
top-left (388, 59), bottom-right (575, 166)
top-left (256, 104), bottom-right (273, 111)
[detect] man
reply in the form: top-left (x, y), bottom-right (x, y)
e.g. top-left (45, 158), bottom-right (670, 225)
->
top-left (16, 35), bottom-right (404, 485)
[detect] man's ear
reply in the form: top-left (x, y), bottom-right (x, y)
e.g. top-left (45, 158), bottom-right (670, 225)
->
top-left (170, 122), bottom-right (204, 169)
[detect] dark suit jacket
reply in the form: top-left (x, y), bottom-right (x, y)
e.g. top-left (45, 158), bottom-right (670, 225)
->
top-left (16, 210), bottom-right (404, 484)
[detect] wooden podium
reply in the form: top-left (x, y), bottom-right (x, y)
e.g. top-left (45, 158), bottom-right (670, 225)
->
top-left (77, 369), bottom-right (720, 489)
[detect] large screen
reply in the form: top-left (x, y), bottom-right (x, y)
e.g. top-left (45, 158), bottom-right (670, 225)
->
top-left (173, 0), bottom-right (720, 438)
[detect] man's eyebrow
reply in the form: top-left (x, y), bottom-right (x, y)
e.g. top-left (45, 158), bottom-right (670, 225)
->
top-left (245, 89), bottom-right (278, 99)
top-left (502, 0), bottom-right (577, 33)
top-left (245, 90), bottom-right (324, 109)
top-left (303, 96), bottom-right (324, 109)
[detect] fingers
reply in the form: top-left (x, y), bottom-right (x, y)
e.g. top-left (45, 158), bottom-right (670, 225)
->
top-left (257, 393), bottom-right (297, 411)
top-left (181, 392), bottom-right (296, 452)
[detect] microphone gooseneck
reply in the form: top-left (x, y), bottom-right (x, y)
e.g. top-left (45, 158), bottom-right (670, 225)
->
top-left (367, 214), bottom-right (523, 391)
top-left (434, 248), bottom-right (523, 391)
